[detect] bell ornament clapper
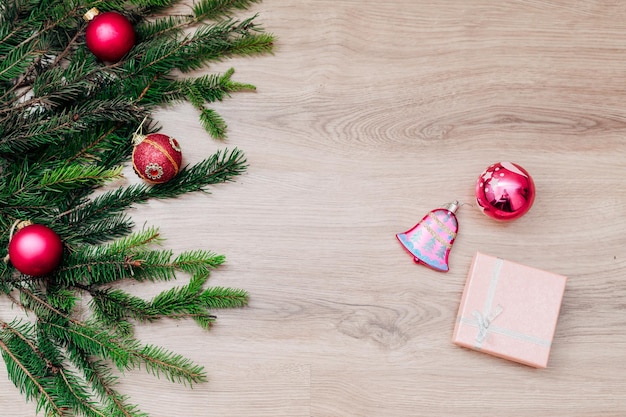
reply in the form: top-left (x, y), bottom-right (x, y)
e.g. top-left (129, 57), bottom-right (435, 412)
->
top-left (396, 201), bottom-right (460, 272)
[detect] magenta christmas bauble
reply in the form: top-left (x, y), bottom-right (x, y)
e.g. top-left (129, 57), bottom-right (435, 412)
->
top-left (132, 133), bottom-right (183, 184)
top-left (475, 162), bottom-right (535, 221)
top-left (84, 8), bottom-right (135, 62)
top-left (8, 224), bottom-right (63, 276)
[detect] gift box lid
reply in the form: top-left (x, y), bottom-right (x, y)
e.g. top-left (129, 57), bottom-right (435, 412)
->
top-left (452, 252), bottom-right (567, 368)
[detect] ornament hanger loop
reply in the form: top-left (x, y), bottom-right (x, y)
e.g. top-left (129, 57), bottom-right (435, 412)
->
top-left (9, 219), bottom-right (32, 241)
top-left (439, 201), bottom-right (475, 213)
top-left (3, 219), bottom-right (33, 264)
top-left (132, 116), bottom-right (149, 145)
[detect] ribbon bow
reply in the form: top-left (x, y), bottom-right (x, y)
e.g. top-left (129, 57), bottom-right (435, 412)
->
top-left (472, 305), bottom-right (504, 344)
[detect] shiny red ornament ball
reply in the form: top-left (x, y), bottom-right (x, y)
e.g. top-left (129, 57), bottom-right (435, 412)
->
top-left (132, 133), bottom-right (183, 184)
top-left (84, 8), bottom-right (135, 62)
top-left (8, 224), bottom-right (63, 277)
top-left (475, 162), bottom-right (535, 221)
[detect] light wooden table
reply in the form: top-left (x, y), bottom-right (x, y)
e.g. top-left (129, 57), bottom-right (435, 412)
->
top-left (2, 1), bottom-right (626, 415)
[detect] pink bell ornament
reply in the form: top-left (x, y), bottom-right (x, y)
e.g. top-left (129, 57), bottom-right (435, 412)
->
top-left (396, 201), bottom-right (460, 272)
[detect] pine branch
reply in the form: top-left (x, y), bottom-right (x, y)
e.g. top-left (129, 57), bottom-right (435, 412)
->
top-left (54, 367), bottom-right (109, 417)
top-left (41, 320), bottom-right (138, 371)
top-left (192, 0), bottom-right (263, 20)
top-left (0, 42), bottom-right (37, 82)
top-left (141, 68), bottom-right (256, 107)
top-left (67, 348), bottom-right (149, 417)
top-left (56, 148), bottom-right (247, 235)
top-left (0, 0), bottom-right (273, 414)
top-left (199, 286), bottom-right (249, 309)
top-left (131, 344), bottom-right (206, 386)
top-left (148, 147), bottom-right (247, 196)
top-left (39, 165), bottom-right (124, 193)
top-left (90, 288), bottom-right (159, 333)
top-left (0, 321), bottom-right (64, 416)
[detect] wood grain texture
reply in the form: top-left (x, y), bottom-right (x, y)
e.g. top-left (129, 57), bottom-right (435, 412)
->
top-left (2, 0), bottom-right (626, 415)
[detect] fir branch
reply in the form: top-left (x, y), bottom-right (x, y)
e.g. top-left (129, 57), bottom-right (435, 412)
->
top-left (199, 286), bottom-right (249, 309)
top-left (90, 288), bottom-right (159, 333)
top-left (62, 213), bottom-right (135, 246)
top-left (128, 17), bottom-right (273, 76)
top-left (67, 348), bottom-right (149, 417)
top-left (200, 108), bottom-right (228, 138)
top-left (55, 250), bottom-right (140, 287)
top-left (57, 124), bottom-right (130, 167)
top-left (134, 14), bottom-right (191, 40)
top-left (39, 165), bottom-right (124, 193)
top-left (0, 322), bottom-right (64, 416)
top-left (56, 148), bottom-right (247, 230)
top-left (0, 262), bottom-right (13, 294)
top-left (57, 229), bottom-right (225, 286)
top-left (0, 339), bottom-right (62, 415)
top-left (0, 163), bottom-right (124, 216)
top-left (141, 68), bottom-right (256, 107)
top-left (148, 147), bottom-right (247, 196)
top-left (131, 344), bottom-right (206, 385)
top-left (129, 0), bottom-right (182, 11)
top-left (54, 366), bottom-right (109, 417)
top-left (0, 100), bottom-right (143, 154)
top-left (0, 0), bottom-right (273, 414)
top-left (2, 318), bottom-right (58, 372)
top-left (192, 0), bottom-right (263, 21)
top-left (0, 41), bottom-right (37, 82)
top-left (41, 320), bottom-right (137, 371)
top-left (17, 285), bottom-right (78, 323)
top-left (46, 287), bottom-right (79, 313)
top-left (174, 250), bottom-right (225, 275)
top-left (105, 227), bottom-right (163, 253)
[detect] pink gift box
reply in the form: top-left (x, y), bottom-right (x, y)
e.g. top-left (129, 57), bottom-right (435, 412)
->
top-left (452, 252), bottom-right (567, 368)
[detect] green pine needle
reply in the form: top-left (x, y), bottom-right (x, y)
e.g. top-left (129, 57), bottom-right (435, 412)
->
top-left (0, 0), bottom-right (272, 414)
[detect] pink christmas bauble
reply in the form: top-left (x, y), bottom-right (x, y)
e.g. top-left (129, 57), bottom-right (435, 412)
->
top-left (8, 224), bottom-right (63, 276)
top-left (475, 162), bottom-right (535, 221)
top-left (132, 133), bottom-right (183, 184)
top-left (84, 9), bottom-right (135, 62)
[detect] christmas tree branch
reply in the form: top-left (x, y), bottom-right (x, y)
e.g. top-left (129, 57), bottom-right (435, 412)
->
top-left (55, 147), bottom-right (247, 238)
top-left (0, 338), bottom-right (62, 415)
top-left (193, 0), bottom-right (263, 20)
top-left (67, 348), bottom-right (148, 417)
top-left (55, 367), bottom-right (108, 417)
top-left (132, 344), bottom-right (206, 385)
top-left (0, 0), bottom-right (273, 414)
top-left (0, 318), bottom-right (58, 372)
top-left (0, 321), bottom-right (64, 416)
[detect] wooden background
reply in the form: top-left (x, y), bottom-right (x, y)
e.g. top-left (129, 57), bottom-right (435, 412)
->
top-left (2, 0), bottom-right (626, 415)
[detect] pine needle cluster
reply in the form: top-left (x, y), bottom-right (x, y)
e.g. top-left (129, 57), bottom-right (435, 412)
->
top-left (0, 0), bottom-right (273, 415)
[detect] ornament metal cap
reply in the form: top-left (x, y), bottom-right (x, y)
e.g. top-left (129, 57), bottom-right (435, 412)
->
top-left (132, 133), bottom-right (146, 146)
top-left (83, 7), bottom-right (100, 22)
top-left (444, 200), bottom-right (460, 214)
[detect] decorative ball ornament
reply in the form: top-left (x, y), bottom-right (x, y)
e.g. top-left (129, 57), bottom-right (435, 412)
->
top-left (8, 223), bottom-right (63, 277)
top-left (475, 162), bottom-right (535, 221)
top-left (132, 133), bottom-right (183, 184)
top-left (84, 8), bottom-right (135, 62)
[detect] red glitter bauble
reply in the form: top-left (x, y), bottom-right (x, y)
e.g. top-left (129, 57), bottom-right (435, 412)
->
top-left (132, 133), bottom-right (183, 184)
top-left (8, 224), bottom-right (63, 277)
top-left (84, 8), bottom-right (135, 62)
top-left (475, 162), bottom-right (535, 221)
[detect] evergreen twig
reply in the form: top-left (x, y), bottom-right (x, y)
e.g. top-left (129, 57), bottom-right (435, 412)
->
top-left (0, 0), bottom-right (273, 415)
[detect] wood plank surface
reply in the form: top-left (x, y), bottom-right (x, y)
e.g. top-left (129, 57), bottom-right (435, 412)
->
top-left (2, 0), bottom-right (626, 415)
